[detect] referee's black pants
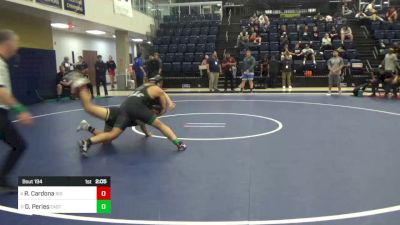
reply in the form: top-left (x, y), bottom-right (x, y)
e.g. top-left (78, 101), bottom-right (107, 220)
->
top-left (0, 109), bottom-right (26, 183)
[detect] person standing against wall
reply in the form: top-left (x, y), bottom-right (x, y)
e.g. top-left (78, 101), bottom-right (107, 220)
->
top-left (133, 53), bottom-right (146, 88)
top-left (207, 51), bottom-right (222, 92)
top-left (327, 50), bottom-right (344, 95)
top-left (240, 50), bottom-right (256, 93)
top-left (0, 30), bottom-right (33, 191)
top-left (95, 55), bottom-right (108, 97)
top-left (107, 56), bottom-right (117, 90)
top-left (222, 52), bottom-right (237, 92)
top-left (61, 56), bottom-right (72, 72)
top-left (281, 50), bottom-right (293, 89)
top-left (75, 56), bottom-right (93, 98)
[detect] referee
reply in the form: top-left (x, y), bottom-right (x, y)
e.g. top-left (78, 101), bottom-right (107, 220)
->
top-left (0, 30), bottom-right (33, 192)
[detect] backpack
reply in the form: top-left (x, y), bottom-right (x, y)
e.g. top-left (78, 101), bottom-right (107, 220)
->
top-left (353, 83), bottom-right (369, 96)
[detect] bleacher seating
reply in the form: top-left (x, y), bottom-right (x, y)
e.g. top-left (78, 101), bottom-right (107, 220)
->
top-left (153, 13), bottom-right (220, 76)
top-left (369, 21), bottom-right (400, 56)
top-left (237, 17), bottom-right (357, 77)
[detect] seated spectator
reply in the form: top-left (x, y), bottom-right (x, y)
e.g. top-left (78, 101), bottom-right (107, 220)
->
top-left (280, 32), bottom-right (289, 47)
top-left (364, 0), bottom-right (377, 16)
top-left (56, 66), bottom-right (72, 100)
top-left (260, 15), bottom-right (270, 32)
top-left (249, 32), bottom-right (262, 45)
top-left (314, 13), bottom-right (325, 21)
top-left (235, 29), bottom-right (249, 48)
top-left (369, 12), bottom-right (385, 21)
top-left (252, 19), bottom-right (260, 33)
top-left (340, 25), bottom-right (353, 43)
top-left (355, 10), bottom-right (367, 19)
top-left (280, 24), bottom-right (287, 35)
top-left (293, 42), bottom-right (303, 60)
top-left (325, 15), bottom-right (333, 22)
top-left (387, 7), bottom-right (398, 23)
top-left (258, 14), bottom-right (266, 25)
top-left (297, 44), bottom-right (316, 65)
top-left (329, 26), bottom-right (339, 40)
top-left (249, 14), bottom-right (258, 25)
top-left (300, 26), bottom-right (310, 42)
top-left (342, 2), bottom-right (353, 16)
top-left (311, 26), bottom-right (320, 42)
top-left (321, 33), bottom-right (333, 51)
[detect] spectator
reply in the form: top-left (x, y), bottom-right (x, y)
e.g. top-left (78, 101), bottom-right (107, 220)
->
top-left (340, 25), bottom-right (353, 42)
top-left (380, 48), bottom-right (399, 74)
top-left (260, 54), bottom-right (269, 87)
top-left (260, 15), bottom-right (270, 32)
top-left (314, 13), bottom-right (324, 21)
top-left (200, 55), bottom-right (209, 77)
top-left (387, 7), bottom-right (398, 23)
top-left (280, 32), bottom-right (289, 47)
top-left (321, 33), bottom-right (333, 51)
top-left (94, 55), bottom-right (108, 97)
top-left (106, 56), bottom-right (117, 90)
top-left (329, 26), bottom-right (339, 40)
top-left (56, 66), bottom-right (72, 100)
top-left (153, 52), bottom-right (163, 87)
top-left (268, 56), bottom-right (280, 88)
top-left (325, 14), bottom-right (333, 22)
top-left (355, 10), bottom-right (367, 19)
top-left (298, 44), bottom-right (316, 65)
top-left (281, 49), bottom-right (293, 89)
top-left (60, 56), bottom-right (72, 72)
top-left (207, 51), bottom-right (221, 92)
top-left (280, 24), bottom-right (287, 35)
top-left (75, 56), bottom-right (94, 98)
top-left (222, 52), bottom-right (237, 92)
top-left (300, 26), bottom-right (310, 41)
top-left (249, 32), bottom-right (262, 45)
top-left (327, 50), bottom-right (344, 95)
top-left (342, 2), bottom-right (353, 16)
top-left (293, 42), bottom-right (303, 60)
top-left (364, 0), bottom-right (377, 15)
top-left (133, 53), bottom-right (146, 87)
top-left (146, 53), bottom-right (162, 80)
top-left (369, 12), bottom-right (385, 22)
top-left (235, 29), bottom-right (249, 48)
top-left (311, 26), bottom-right (320, 42)
top-left (240, 50), bottom-right (256, 93)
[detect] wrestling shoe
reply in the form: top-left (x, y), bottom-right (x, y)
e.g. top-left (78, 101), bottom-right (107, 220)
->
top-left (177, 143), bottom-right (187, 151)
top-left (76, 120), bottom-right (90, 132)
top-left (78, 140), bottom-right (90, 157)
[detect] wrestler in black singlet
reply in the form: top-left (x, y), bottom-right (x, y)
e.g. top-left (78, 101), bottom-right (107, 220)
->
top-left (110, 84), bottom-right (160, 130)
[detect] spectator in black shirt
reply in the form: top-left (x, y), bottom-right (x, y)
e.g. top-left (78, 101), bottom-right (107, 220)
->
top-left (311, 26), bottom-right (320, 42)
top-left (146, 54), bottom-right (162, 79)
top-left (75, 56), bottom-right (94, 98)
top-left (95, 55), bottom-right (108, 96)
top-left (260, 54), bottom-right (269, 87)
top-left (107, 56), bottom-right (117, 90)
top-left (300, 26), bottom-right (310, 42)
top-left (268, 56), bottom-right (280, 88)
top-left (329, 26), bottom-right (339, 40)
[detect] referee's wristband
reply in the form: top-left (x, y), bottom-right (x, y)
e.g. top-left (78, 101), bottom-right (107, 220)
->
top-left (11, 103), bottom-right (28, 114)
